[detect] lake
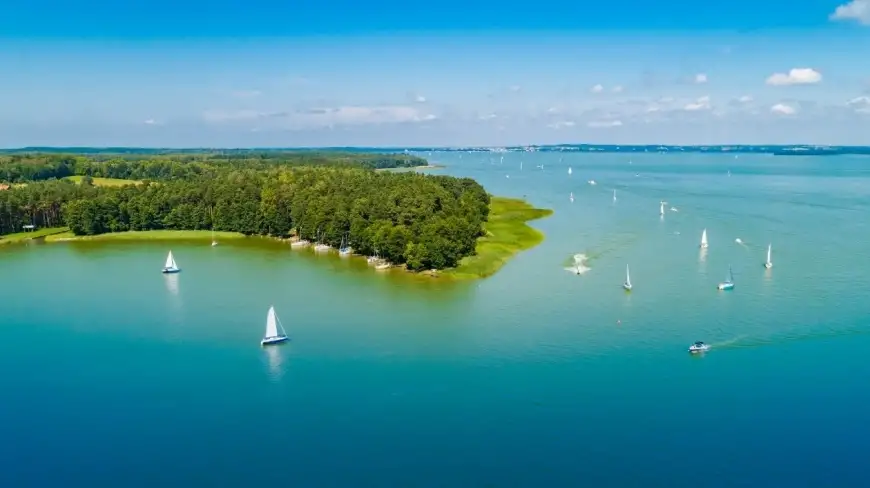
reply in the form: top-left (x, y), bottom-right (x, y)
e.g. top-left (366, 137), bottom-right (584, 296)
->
top-left (2, 152), bottom-right (869, 487)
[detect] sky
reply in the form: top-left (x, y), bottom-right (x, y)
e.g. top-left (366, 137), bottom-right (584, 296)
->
top-left (1, 0), bottom-right (869, 147)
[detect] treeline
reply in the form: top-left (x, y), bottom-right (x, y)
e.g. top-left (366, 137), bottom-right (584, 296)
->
top-left (0, 151), bottom-right (426, 183)
top-left (1, 155), bottom-right (488, 271)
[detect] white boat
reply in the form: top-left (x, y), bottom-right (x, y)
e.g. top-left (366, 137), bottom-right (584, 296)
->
top-left (313, 228), bottom-right (330, 252)
top-left (613, 189), bottom-right (617, 202)
top-left (569, 192), bottom-right (574, 203)
top-left (260, 306), bottom-right (288, 346)
top-left (688, 341), bottom-right (710, 353)
top-left (700, 229), bottom-right (709, 249)
top-left (764, 243), bottom-right (773, 269)
top-left (339, 233), bottom-right (352, 257)
top-left (588, 179), bottom-right (596, 185)
top-left (162, 250), bottom-right (180, 274)
top-left (623, 264), bottom-right (632, 291)
top-left (660, 201), bottom-right (665, 216)
top-left (568, 167), bottom-right (573, 175)
top-left (376, 262), bottom-right (391, 270)
top-left (211, 228), bottom-right (218, 247)
top-left (717, 265), bottom-right (735, 291)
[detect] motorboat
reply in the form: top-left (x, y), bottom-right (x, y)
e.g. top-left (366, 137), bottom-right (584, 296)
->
top-left (688, 341), bottom-right (710, 353)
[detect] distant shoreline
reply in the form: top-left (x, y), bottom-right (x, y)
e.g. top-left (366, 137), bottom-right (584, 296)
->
top-left (375, 164), bottom-right (444, 172)
top-left (2, 196), bottom-right (552, 281)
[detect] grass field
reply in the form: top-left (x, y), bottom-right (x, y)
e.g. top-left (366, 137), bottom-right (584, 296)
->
top-left (442, 197), bottom-right (553, 280)
top-left (64, 175), bottom-right (143, 187)
top-left (44, 229), bottom-right (246, 242)
top-left (0, 227), bottom-right (70, 245)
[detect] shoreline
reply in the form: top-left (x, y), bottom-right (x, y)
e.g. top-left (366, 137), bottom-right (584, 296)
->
top-left (375, 164), bottom-right (444, 173)
top-left (4, 196), bottom-right (552, 280)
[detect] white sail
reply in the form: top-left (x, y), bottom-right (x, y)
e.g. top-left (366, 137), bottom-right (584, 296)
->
top-left (613, 190), bottom-right (616, 202)
top-left (165, 251), bottom-right (176, 269)
top-left (700, 229), bottom-right (708, 248)
top-left (265, 306), bottom-right (279, 338)
top-left (660, 201), bottom-right (665, 215)
top-left (766, 244), bottom-right (772, 264)
top-left (568, 167), bottom-right (572, 175)
top-left (625, 265), bottom-right (631, 286)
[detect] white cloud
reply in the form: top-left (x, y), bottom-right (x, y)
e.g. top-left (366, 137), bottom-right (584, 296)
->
top-left (546, 106), bottom-right (560, 114)
top-left (830, 0), bottom-right (870, 25)
top-left (591, 84), bottom-right (604, 93)
top-left (737, 95), bottom-right (753, 103)
top-left (766, 68), bottom-right (822, 86)
top-left (478, 113), bottom-right (498, 121)
top-left (770, 103), bottom-right (797, 115)
top-left (143, 119), bottom-right (158, 125)
top-left (847, 96), bottom-right (870, 113)
top-left (684, 96), bottom-right (712, 111)
top-left (415, 95), bottom-right (427, 103)
top-left (611, 85), bottom-right (624, 93)
top-left (694, 73), bottom-right (708, 84)
top-left (203, 105), bottom-right (434, 127)
top-left (547, 120), bottom-right (576, 129)
top-left (587, 120), bottom-right (623, 128)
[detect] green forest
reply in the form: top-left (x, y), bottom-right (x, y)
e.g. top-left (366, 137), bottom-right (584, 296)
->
top-left (0, 152), bottom-right (489, 271)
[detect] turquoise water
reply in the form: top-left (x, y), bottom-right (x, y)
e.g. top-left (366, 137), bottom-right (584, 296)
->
top-left (2, 152), bottom-right (869, 487)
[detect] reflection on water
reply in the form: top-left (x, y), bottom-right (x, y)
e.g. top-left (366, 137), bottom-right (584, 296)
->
top-left (164, 273), bottom-right (180, 296)
top-left (263, 345), bottom-right (287, 381)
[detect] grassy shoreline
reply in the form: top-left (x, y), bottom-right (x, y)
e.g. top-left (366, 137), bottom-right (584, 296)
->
top-left (3, 196), bottom-right (552, 282)
top-left (439, 197), bottom-right (552, 280)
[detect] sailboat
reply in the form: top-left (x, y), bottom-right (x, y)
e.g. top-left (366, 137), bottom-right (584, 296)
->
top-left (568, 167), bottom-right (573, 175)
top-left (764, 244), bottom-right (773, 269)
top-left (623, 265), bottom-right (632, 291)
top-left (613, 190), bottom-right (617, 202)
top-left (211, 228), bottom-right (218, 247)
top-left (717, 265), bottom-right (734, 291)
top-left (339, 233), bottom-right (352, 257)
top-left (660, 201), bottom-right (665, 217)
top-left (260, 306), bottom-right (289, 346)
top-left (569, 192), bottom-right (574, 203)
top-left (162, 250), bottom-right (180, 274)
top-left (700, 229), bottom-right (709, 249)
top-left (313, 228), bottom-right (330, 252)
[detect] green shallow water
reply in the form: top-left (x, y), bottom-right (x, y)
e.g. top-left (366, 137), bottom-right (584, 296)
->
top-left (1, 152), bottom-right (869, 487)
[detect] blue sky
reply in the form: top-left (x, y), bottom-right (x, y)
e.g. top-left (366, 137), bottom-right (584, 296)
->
top-left (1, 0), bottom-right (868, 147)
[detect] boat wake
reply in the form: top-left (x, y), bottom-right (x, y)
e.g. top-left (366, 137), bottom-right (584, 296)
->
top-left (565, 253), bottom-right (592, 275)
top-left (705, 324), bottom-right (870, 351)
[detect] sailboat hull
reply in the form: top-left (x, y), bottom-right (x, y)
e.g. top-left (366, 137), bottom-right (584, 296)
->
top-left (162, 267), bottom-right (180, 274)
top-left (261, 335), bottom-right (289, 346)
top-left (717, 282), bottom-right (734, 291)
top-left (623, 283), bottom-right (632, 291)
top-left (764, 263), bottom-right (772, 269)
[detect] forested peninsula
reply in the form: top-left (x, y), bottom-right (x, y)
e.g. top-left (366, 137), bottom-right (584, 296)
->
top-left (0, 151), bottom-right (549, 276)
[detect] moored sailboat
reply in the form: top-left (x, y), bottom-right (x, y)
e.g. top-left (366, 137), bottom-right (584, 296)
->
top-left (623, 264), bottom-right (632, 291)
top-left (717, 265), bottom-right (734, 291)
top-left (162, 251), bottom-right (180, 274)
top-left (261, 306), bottom-right (289, 346)
top-left (700, 229), bottom-right (709, 249)
top-left (764, 244), bottom-right (773, 269)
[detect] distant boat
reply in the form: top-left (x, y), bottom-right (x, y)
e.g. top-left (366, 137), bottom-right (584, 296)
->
top-left (717, 265), bottom-right (735, 291)
top-left (623, 264), bottom-right (632, 291)
top-left (688, 341), bottom-right (710, 353)
top-left (260, 306), bottom-right (289, 346)
top-left (670, 207), bottom-right (678, 212)
top-left (660, 201), bottom-right (665, 216)
top-left (613, 189), bottom-right (617, 202)
top-left (764, 243), bottom-right (773, 269)
top-left (211, 229), bottom-right (218, 247)
top-left (588, 179), bottom-right (596, 185)
top-left (313, 228), bottom-right (330, 252)
top-left (700, 229), bottom-right (709, 249)
top-left (569, 192), bottom-right (574, 203)
top-left (568, 167), bottom-right (573, 175)
top-left (162, 251), bottom-right (180, 274)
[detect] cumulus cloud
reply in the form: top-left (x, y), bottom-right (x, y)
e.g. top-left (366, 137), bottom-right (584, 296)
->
top-left (829, 0), bottom-right (870, 25)
top-left (611, 85), bottom-right (624, 93)
top-left (587, 120), bottom-right (623, 128)
top-left (770, 103), bottom-right (797, 115)
top-left (143, 119), bottom-right (158, 125)
top-left (591, 84), bottom-right (604, 93)
top-left (737, 95), bottom-right (753, 103)
top-left (766, 68), bottom-right (822, 86)
top-left (415, 95), bottom-right (427, 103)
top-left (694, 73), bottom-right (708, 84)
top-left (847, 96), bottom-right (870, 113)
top-left (683, 96), bottom-right (712, 111)
top-left (547, 120), bottom-right (576, 129)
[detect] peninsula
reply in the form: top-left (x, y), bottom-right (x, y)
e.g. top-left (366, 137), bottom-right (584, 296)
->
top-left (0, 150), bottom-right (549, 278)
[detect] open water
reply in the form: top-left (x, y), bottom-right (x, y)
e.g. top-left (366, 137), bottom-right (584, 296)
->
top-left (1, 152), bottom-right (869, 487)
